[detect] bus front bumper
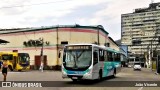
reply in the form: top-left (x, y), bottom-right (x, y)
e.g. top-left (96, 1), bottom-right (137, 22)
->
top-left (62, 70), bottom-right (92, 80)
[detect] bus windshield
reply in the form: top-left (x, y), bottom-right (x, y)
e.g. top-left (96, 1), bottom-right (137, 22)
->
top-left (19, 56), bottom-right (29, 63)
top-left (18, 53), bottom-right (30, 63)
top-left (2, 54), bottom-right (13, 60)
top-left (63, 45), bottom-right (92, 70)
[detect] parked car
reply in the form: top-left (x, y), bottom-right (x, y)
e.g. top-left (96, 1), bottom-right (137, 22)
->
top-left (128, 65), bottom-right (132, 68)
top-left (133, 63), bottom-right (141, 70)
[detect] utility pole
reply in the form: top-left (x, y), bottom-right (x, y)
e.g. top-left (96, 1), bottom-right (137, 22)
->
top-left (150, 40), bottom-right (153, 69)
top-left (39, 38), bottom-right (44, 72)
top-left (56, 27), bottom-right (59, 69)
top-left (97, 28), bottom-right (100, 45)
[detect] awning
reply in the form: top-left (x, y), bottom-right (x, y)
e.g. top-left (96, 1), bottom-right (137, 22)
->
top-left (0, 39), bottom-right (9, 44)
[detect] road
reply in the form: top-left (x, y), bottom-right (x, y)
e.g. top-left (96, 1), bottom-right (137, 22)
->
top-left (0, 68), bottom-right (160, 90)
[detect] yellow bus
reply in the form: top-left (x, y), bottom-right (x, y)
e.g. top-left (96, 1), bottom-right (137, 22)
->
top-left (0, 52), bottom-right (30, 71)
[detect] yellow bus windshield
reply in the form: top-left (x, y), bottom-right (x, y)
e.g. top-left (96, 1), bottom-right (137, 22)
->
top-left (18, 53), bottom-right (30, 63)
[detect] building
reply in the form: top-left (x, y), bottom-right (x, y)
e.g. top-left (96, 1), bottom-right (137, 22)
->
top-left (0, 25), bottom-right (119, 70)
top-left (121, 2), bottom-right (160, 56)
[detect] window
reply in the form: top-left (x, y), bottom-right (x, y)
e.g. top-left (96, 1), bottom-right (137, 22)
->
top-left (107, 52), bottom-right (113, 61)
top-left (61, 41), bottom-right (68, 45)
top-left (99, 49), bottom-right (104, 61)
top-left (104, 51), bottom-right (108, 61)
top-left (114, 53), bottom-right (120, 61)
top-left (2, 54), bottom-right (13, 60)
top-left (93, 50), bottom-right (98, 65)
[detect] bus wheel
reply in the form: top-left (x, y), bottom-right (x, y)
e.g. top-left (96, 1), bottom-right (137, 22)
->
top-left (112, 69), bottom-right (116, 78)
top-left (98, 70), bottom-right (103, 80)
top-left (8, 65), bottom-right (13, 71)
top-left (18, 70), bottom-right (22, 72)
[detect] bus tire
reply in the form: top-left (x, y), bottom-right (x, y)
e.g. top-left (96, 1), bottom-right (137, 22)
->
top-left (98, 70), bottom-right (103, 80)
top-left (8, 65), bottom-right (13, 71)
top-left (112, 69), bottom-right (116, 78)
top-left (18, 70), bottom-right (22, 72)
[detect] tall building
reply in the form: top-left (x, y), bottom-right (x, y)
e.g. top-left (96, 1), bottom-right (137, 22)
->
top-left (121, 2), bottom-right (160, 55)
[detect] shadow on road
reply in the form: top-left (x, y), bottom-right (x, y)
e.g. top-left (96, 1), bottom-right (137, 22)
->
top-left (65, 76), bottom-right (117, 86)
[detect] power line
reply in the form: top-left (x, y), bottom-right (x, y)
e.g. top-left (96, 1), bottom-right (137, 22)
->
top-left (0, 0), bottom-right (72, 9)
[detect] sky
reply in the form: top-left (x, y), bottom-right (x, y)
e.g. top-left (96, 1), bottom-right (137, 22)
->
top-left (0, 0), bottom-right (160, 41)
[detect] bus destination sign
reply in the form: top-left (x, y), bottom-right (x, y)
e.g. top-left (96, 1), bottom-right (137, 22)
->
top-left (66, 45), bottom-right (91, 50)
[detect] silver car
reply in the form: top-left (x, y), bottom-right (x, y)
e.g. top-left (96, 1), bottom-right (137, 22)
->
top-left (133, 63), bottom-right (141, 70)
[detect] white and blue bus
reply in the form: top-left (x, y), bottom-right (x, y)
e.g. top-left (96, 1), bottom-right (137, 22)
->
top-left (61, 44), bottom-right (121, 81)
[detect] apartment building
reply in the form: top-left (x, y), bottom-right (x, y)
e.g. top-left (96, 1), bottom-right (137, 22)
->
top-left (121, 2), bottom-right (160, 55)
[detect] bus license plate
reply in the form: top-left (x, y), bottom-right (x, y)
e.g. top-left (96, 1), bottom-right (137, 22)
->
top-left (72, 77), bottom-right (78, 79)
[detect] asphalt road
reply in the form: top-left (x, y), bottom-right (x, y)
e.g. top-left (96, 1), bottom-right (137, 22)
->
top-left (0, 67), bottom-right (160, 90)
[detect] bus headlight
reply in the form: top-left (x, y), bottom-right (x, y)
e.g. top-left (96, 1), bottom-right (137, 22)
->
top-left (62, 69), bottom-right (68, 78)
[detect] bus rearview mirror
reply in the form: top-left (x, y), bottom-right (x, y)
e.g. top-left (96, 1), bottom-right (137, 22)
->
top-left (58, 53), bottom-right (61, 58)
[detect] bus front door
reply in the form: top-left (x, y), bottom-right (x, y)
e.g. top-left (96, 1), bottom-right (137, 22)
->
top-left (13, 56), bottom-right (17, 70)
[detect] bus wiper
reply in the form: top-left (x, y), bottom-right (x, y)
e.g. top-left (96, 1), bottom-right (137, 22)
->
top-left (69, 52), bottom-right (77, 68)
top-left (73, 55), bottom-right (78, 68)
top-left (77, 50), bottom-right (84, 58)
top-left (73, 50), bottom-right (85, 68)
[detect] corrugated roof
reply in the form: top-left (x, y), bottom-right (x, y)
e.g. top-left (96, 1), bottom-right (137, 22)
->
top-left (0, 25), bottom-right (109, 35)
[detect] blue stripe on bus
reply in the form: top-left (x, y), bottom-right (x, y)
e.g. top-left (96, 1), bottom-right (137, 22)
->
top-left (103, 61), bottom-right (121, 77)
top-left (63, 68), bottom-right (89, 75)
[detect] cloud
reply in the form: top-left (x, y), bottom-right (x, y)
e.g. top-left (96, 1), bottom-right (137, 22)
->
top-left (0, 0), bottom-right (160, 40)
top-left (80, 0), bottom-right (160, 40)
top-left (0, 0), bottom-right (108, 28)
top-left (0, 0), bottom-right (31, 15)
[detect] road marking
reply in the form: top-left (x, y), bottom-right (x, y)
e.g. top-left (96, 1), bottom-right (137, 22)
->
top-left (8, 72), bottom-right (27, 73)
top-left (138, 87), bottom-right (143, 90)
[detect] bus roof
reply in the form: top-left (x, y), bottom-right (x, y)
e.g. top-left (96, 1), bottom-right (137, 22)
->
top-left (64, 44), bottom-right (120, 53)
top-left (0, 52), bottom-right (18, 55)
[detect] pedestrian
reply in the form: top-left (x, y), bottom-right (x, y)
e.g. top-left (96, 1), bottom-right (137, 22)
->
top-left (0, 60), bottom-right (2, 69)
top-left (1, 60), bottom-right (8, 81)
top-left (39, 62), bottom-right (44, 72)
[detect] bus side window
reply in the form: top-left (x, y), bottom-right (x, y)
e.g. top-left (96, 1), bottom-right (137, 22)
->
top-left (115, 53), bottom-right (120, 61)
top-left (93, 51), bottom-right (98, 65)
top-left (104, 51), bottom-right (108, 61)
top-left (108, 52), bottom-right (113, 61)
top-left (99, 49), bottom-right (104, 61)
